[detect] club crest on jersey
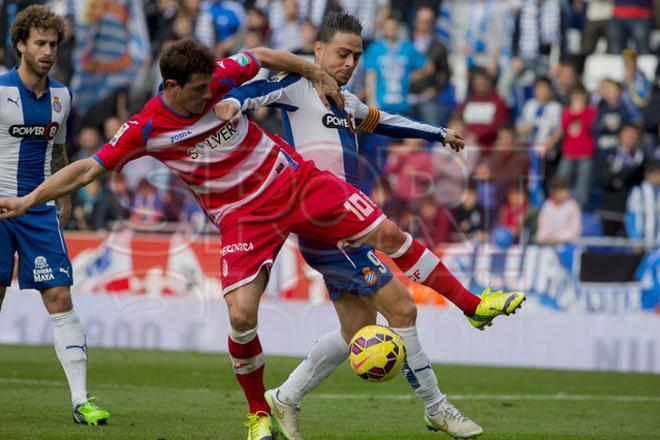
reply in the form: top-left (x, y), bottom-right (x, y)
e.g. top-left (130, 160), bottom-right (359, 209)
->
top-left (186, 122), bottom-right (237, 159)
top-left (9, 122), bottom-right (60, 140)
top-left (109, 122), bottom-right (131, 146)
top-left (362, 267), bottom-right (378, 285)
top-left (229, 52), bottom-right (251, 66)
top-left (322, 113), bottom-right (356, 132)
top-left (52, 96), bottom-right (62, 113)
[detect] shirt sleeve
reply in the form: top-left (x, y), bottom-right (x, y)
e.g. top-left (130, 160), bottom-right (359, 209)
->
top-left (345, 90), bottom-right (446, 142)
top-left (222, 73), bottom-right (306, 111)
top-left (54, 87), bottom-right (72, 144)
top-left (94, 118), bottom-right (149, 172)
top-left (211, 50), bottom-right (261, 94)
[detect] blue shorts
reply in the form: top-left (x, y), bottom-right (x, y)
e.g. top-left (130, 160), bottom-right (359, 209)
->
top-left (0, 205), bottom-right (73, 290)
top-left (299, 238), bottom-right (393, 300)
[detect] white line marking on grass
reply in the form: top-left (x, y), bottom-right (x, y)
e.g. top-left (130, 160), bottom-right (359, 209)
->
top-left (314, 393), bottom-right (660, 403)
top-left (3, 377), bottom-right (659, 403)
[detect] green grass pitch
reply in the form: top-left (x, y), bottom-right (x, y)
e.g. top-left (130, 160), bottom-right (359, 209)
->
top-left (1, 345), bottom-right (659, 439)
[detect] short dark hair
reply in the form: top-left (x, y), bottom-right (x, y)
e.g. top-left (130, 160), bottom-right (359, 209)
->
top-left (160, 38), bottom-right (216, 86)
top-left (550, 177), bottom-right (571, 191)
top-left (316, 12), bottom-right (362, 43)
top-left (535, 76), bottom-right (553, 88)
top-left (644, 159), bottom-right (660, 174)
top-left (11, 5), bottom-right (65, 58)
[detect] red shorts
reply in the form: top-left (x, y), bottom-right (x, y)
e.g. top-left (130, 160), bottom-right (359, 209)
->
top-left (218, 159), bottom-right (385, 294)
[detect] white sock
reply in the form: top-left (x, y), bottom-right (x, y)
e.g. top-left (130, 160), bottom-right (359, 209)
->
top-left (51, 310), bottom-right (88, 407)
top-left (278, 329), bottom-right (348, 406)
top-left (392, 326), bottom-right (445, 415)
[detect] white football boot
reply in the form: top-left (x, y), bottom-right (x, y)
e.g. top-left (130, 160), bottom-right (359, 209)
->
top-left (264, 389), bottom-right (303, 440)
top-left (424, 399), bottom-right (483, 439)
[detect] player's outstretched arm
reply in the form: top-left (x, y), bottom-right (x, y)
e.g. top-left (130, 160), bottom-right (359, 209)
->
top-left (249, 47), bottom-right (342, 108)
top-left (349, 94), bottom-right (465, 151)
top-left (0, 158), bottom-right (106, 220)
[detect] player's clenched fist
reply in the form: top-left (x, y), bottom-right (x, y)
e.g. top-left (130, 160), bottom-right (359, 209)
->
top-left (215, 100), bottom-right (243, 125)
top-left (0, 197), bottom-right (29, 220)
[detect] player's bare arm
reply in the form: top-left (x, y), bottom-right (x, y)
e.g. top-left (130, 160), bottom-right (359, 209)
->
top-left (0, 158), bottom-right (106, 220)
top-left (52, 143), bottom-right (71, 225)
top-left (250, 46), bottom-right (343, 108)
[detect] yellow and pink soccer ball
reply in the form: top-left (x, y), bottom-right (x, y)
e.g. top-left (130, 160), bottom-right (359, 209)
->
top-left (348, 325), bottom-right (406, 382)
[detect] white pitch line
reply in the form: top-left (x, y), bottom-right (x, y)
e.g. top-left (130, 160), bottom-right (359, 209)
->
top-left (3, 377), bottom-right (659, 403)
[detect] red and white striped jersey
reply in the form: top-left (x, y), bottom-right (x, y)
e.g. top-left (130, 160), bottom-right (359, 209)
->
top-left (94, 50), bottom-right (300, 224)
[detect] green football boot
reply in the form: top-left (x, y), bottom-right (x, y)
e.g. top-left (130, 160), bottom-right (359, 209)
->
top-left (73, 397), bottom-right (109, 426)
top-left (466, 287), bottom-right (526, 330)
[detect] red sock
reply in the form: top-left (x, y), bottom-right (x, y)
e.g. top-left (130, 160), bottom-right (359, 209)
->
top-left (391, 237), bottom-right (480, 315)
top-left (228, 333), bottom-right (269, 414)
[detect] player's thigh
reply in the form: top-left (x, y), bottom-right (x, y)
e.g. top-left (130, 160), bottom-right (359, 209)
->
top-left (364, 277), bottom-right (417, 328)
top-left (332, 293), bottom-right (377, 343)
top-left (0, 219), bottom-right (17, 288)
top-left (40, 285), bottom-right (73, 314)
top-left (13, 207), bottom-right (73, 291)
top-left (224, 266), bottom-right (269, 331)
top-left (291, 167), bottom-right (385, 245)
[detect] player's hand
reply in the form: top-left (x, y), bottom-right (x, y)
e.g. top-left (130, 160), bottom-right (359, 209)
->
top-left (442, 129), bottom-right (465, 152)
top-left (311, 67), bottom-right (343, 109)
top-left (215, 100), bottom-right (243, 125)
top-left (57, 195), bottom-right (71, 226)
top-left (0, 197), bottom-right (30, 220)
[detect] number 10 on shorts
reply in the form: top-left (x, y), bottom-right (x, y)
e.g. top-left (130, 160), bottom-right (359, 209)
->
top-left (343, 193), bottom-right (374, 221)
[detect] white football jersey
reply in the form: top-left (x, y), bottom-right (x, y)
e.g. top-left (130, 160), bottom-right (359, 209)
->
top-left (0, 68), bottom-right (71, 200)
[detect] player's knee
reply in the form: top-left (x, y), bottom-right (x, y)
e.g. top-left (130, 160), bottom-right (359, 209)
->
top-left (228, 306), bottom-right (258, 332)
top-left (41, 287), bottom-right (73, 314)
top-left (388, 298), bottom-right (417, 328)
top-left (374, 220), bottom-right (406, 253)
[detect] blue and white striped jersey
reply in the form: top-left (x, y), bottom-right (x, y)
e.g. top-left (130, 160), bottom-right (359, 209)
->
top-left (0, 68), bottom-right (71, 201)
top-left (223, 73), bottom-right (446, 186)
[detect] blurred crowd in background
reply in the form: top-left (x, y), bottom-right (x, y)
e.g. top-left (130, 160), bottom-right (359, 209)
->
top-left (0, 0), bottom-right (658, 249)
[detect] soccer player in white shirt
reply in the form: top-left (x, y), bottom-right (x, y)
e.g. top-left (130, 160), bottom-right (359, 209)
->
top-left (0, 5), bottom-right (108, 425)
top-left (215, 12), bottom-right (525, 439)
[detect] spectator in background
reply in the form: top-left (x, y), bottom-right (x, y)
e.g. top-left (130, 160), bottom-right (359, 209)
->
top-left (582, 0), bottom-right (613, 55)
top-left (412, 196), bottom-right (453, 248)
top-left (536, 177), bottom-right (582, 245)
top-left (74, 127), bottom-right (103, 161)
top-left (609, 0), bottom-right (653, 54)
top-left (103, 116), bottom-right (123, 142)
top-left (432, 116), bottom-right (480, 208)
top-left (480, 123), bottom-right (529, 206)
top-left (622, 49), bottom-right (652, 114)
top-left (270, 0), bottom-right (304, 52)
top-left (410, 6), bottom-right (451, 125)
top-left (457, 67), bottom-right (510, 148)
top-left (453, 184), bottom-right (485, 241)
top-left (130, 178), bottom-right (164, 227)
top-left (594, 78), bottom-right (638, 155)
top-left (460, 0), bottom-right (507, 77)
top-left (49, 13), bottom-right (75, 84)
top-left (361, 15), bottom-right (430, 193)
top-left (71, 178), bottom-right (108, 231)
top-left (556, 85), bottom-right (597, 208)
top-left (512, 0), bottom-right (563, 75)
top-left (497, 186), bottom-right (529, 242)
top-left (292, 19), bottom-right (317, 60)
top-left (94, 173), bottom-right (132, 230)
top-left (383, 138), bottom-right (434, 206)
top-left (517, 76), bottom-right (563, 150)
top-left (205, 0), bottom-right (245, 57)
top-left (245, 6), bottom-right (270, 42)
top-left (553, 58), bottom-right (582, 105)
top-left (597, 122), bottom-right (646, 236)
top-left (625, 160), bottom-right (660, 246)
